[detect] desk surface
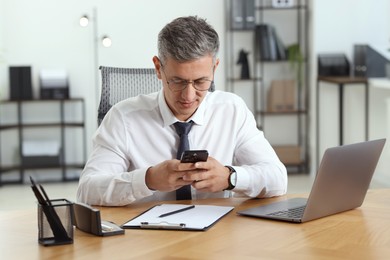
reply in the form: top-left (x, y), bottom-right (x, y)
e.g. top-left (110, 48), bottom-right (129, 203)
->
top-left (318, 76), bottom-right (368, 84)
top-left (1, 189), bottom-right (390, 259)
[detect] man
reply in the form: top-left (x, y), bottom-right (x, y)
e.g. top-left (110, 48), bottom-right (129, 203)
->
top-left (77, 16), bottom-right (287, 206)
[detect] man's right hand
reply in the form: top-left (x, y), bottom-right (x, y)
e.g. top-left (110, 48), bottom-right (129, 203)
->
top-left (145, 159), bottom-right (196, 191)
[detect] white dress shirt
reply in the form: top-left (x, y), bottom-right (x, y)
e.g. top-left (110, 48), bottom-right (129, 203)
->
top-left (77, 90), bottom-right (287, 206)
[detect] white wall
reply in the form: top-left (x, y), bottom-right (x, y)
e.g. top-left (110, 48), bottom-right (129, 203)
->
top-left (0, 0), bottom-right (5, 96)
top-left (314, 0), bottom-right (389, 58)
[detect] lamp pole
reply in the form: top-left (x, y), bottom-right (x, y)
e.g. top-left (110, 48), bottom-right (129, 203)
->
top-left (92, 7), bottom-right (100, 117)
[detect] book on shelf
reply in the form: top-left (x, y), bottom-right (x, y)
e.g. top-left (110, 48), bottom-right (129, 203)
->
top-left (267, 25), bottom-right (278, 61)
top-left (274, 31), bottom-right (287, 60)
top-left (255, 24), bottom-right (286, 61)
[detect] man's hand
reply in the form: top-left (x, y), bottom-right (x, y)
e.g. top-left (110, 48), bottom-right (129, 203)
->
top-left (182, 157), bottom-right (231, 192)
top-left (145, 157), bottom-right (231, 193)
top-left (145, 159), bottom-right (197, 192)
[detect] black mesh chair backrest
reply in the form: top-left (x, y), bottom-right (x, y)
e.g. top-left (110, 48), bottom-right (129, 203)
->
top-left (98, 66), bottom-right (162, 125)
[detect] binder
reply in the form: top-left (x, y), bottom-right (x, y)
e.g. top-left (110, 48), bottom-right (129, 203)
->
top-left (274, 31), bottom-right (287, 60)
top-left (267, 25), bottom-right (278, 61)
top-left (353, 44), bottom-right (389, 77)
top-left (255, 24), bottom-right (270, 60)
top-left (230, 0), bottom-right (255, 30)
top-left (122, 204), bottom-right (234, 231)
top-left (231, 0), bottom-right (244, 30)
top-left (255, 24), bottom-right (281, 61)
top-left (243, 0), bottom-right (255, 29)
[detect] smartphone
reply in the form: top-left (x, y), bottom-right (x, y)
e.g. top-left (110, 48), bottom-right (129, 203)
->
top-left (180, 150), bottom-right (209, 163)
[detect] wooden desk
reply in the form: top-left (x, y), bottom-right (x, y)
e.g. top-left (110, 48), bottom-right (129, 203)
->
top-left (1, 189), bottom-right (390, 259)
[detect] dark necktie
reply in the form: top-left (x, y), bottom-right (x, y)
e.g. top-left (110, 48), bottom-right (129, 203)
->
top-left (174, 121), bottom-right (193, 200)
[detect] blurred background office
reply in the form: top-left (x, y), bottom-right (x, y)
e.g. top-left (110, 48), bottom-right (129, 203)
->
top-left (0, 0), bottom-right (389, 205)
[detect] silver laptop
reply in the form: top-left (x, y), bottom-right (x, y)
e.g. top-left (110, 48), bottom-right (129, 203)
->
top-left (237, 139), bottom-right (386, 223)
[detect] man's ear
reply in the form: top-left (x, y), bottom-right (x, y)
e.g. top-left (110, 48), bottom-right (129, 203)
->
top-left (152, 56), bottom-right (162, 79)
top-left (214, 58), bottom-right (220, 71)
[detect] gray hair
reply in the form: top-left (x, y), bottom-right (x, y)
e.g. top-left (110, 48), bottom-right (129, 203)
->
top-left (158, 16), bottom-right (219, 64)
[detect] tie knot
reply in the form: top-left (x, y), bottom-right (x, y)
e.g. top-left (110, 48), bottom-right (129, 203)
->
top-left (174, 121), bottom-right (193, 136)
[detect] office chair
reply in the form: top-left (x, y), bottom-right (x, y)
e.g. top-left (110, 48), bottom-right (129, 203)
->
top-left (98, 66), bottom-right (162, 125)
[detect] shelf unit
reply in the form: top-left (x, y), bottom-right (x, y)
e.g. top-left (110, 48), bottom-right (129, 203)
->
top-left (226, 0), bottom-right (310, 173)
top-left (0, 98), bottom-right (86, 185)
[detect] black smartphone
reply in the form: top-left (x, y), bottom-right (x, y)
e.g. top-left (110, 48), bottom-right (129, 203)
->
top-left (180, 150), bottom-right (209, 163)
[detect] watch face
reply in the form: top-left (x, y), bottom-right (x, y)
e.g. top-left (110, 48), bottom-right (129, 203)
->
top-left (230, 172), bottom-right (237, 186)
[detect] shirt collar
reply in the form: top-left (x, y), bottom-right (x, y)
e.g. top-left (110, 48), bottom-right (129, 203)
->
top-left (158, 89), bottom-right (209, 127)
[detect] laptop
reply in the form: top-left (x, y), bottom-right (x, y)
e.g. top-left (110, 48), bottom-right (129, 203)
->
top-left (237, 139), bottom-right (386, 223)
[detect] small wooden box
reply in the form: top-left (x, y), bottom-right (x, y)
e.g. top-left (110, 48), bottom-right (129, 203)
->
top-left (267, 80), bottom-right (296, 112)
top-left (274, 145), bottom-right (301, 164)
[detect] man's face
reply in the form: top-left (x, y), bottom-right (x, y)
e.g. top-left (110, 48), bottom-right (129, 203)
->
top-left (153, 55), bottom-right (218, 121)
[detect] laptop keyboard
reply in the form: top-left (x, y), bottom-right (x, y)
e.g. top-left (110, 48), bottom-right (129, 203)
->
top-left (267, 205), bottom-right (306, 218)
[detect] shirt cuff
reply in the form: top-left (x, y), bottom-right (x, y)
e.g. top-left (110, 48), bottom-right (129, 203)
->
top-left (230, 166), bottom-right (249, 191)
top-left (130, 167), bottom-right (154, 199)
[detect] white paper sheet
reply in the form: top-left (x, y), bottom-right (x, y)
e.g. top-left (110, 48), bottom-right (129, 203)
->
top-left (123, 204), bottom-right (234, 230)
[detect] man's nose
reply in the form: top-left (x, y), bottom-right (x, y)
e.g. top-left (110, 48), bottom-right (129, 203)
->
top-left (181, 82), bottom-right (197, 97)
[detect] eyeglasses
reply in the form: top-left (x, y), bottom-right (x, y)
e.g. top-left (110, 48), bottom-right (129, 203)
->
top-left (166, 77), bottom-right (213, 92)
top-left (160, 65), bottom-right (214, 92)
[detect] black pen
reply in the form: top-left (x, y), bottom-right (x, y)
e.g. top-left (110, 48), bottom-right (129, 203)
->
top-left (39, 184), bottom-right (52, 206)
top-left (30, 176), bottom-right (46, 205)
top-left (159, 205), bottom-right (195, 218)
top-left (31, 185), bottom-right (47, 205)
top-left (30, 176), bottom-right (37, 186)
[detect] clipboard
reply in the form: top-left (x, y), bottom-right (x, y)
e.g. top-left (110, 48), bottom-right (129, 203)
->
top-left (122, 204), bottom-right (234, 231)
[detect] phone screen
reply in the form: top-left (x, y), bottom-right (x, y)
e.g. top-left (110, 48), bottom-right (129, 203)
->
top-left (180, 150), bottom-right (208, 163)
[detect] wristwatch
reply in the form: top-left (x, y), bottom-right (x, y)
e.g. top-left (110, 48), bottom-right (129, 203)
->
top-left (224, 166), bottom-right (237, 190)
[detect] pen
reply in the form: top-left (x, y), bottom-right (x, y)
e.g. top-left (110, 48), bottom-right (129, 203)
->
top-left (159, 205), bottom-right (195, 218)
top-left (30, 176), bottom-right (46, 205)
top-left (31, 185), bottom-right (47, 205)
top-left (30, 176), bottom-right (37, 187)
top-left (39, 184), bottom-right (52, 206)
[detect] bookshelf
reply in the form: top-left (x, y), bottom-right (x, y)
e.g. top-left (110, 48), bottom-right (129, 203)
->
top-left (226, 0), bottom-right (310, 173)
top-left (0, 99), bottom-right (86, 185)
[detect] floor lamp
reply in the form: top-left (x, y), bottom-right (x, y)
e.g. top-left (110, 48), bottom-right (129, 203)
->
top-left (79, 8), bottom-right (112, 119)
